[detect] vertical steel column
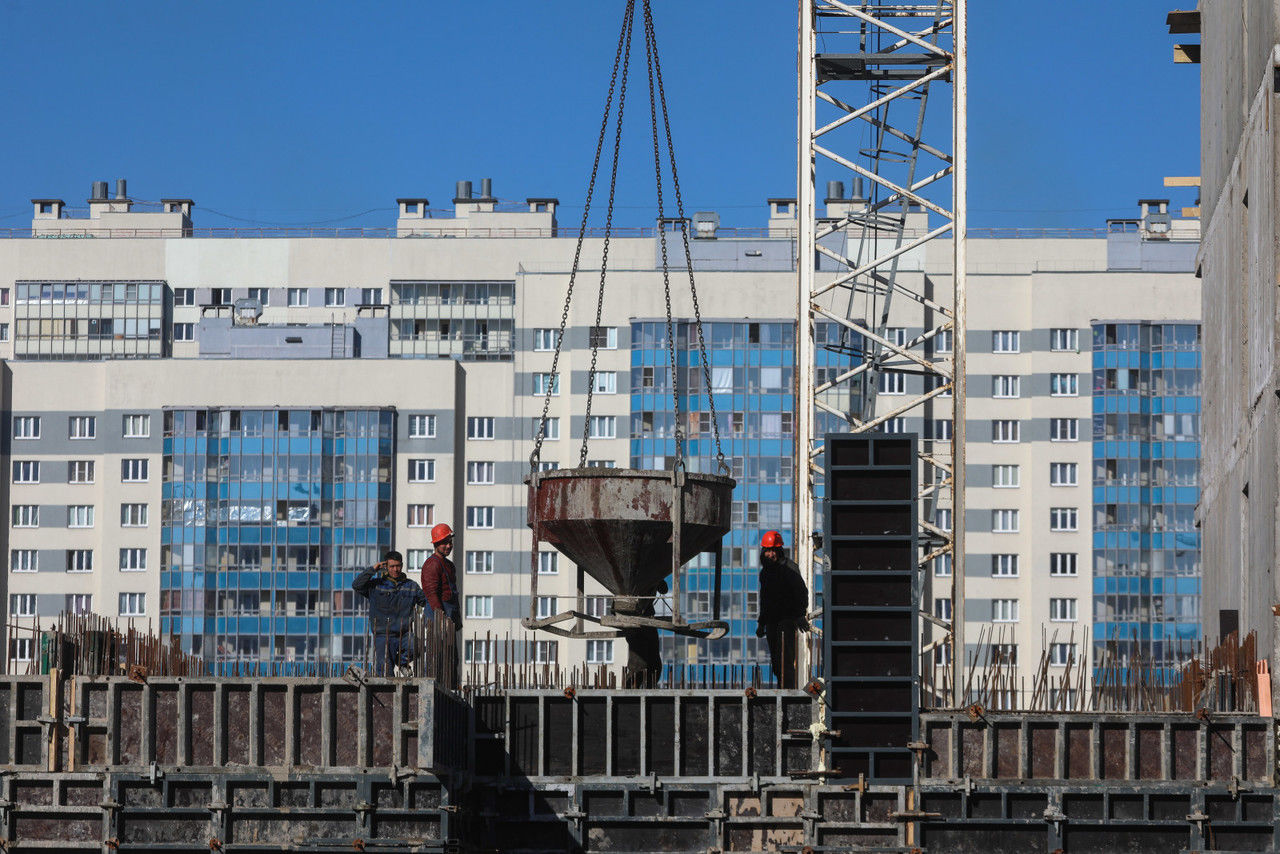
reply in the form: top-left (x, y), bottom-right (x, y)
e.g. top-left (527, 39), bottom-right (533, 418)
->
top-left (795, 0), bottom-right (819, 685)
top-left (950, 0), bottom-right (967, 708)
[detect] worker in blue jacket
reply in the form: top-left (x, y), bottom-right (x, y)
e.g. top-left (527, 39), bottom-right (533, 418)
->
top-left (352, 550), bottom-right (427, 676)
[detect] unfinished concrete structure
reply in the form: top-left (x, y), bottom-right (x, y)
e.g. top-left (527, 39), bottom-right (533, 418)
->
top-left (1195, 3), bottom-right (1280, 664)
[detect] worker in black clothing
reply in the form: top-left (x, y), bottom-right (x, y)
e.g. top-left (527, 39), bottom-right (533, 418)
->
top-left (755, 530), bottom-right (809, 688)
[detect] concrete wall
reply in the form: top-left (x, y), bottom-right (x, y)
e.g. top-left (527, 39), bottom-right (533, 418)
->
top-left (1198, 1), bottom-right (1280, 663)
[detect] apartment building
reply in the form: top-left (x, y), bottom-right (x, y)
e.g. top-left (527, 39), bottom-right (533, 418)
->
top-left (0, 179), bottom-right (1200, 682)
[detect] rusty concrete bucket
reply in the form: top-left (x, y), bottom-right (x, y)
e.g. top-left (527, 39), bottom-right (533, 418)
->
top-left (526, 467), bottom-right (734, 636)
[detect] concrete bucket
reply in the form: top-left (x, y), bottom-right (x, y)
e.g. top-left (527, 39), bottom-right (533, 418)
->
top-left (527, 468), bottom-right (734, 598)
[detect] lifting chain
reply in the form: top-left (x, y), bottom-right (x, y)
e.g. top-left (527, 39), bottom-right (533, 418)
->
top-left (530, 0), bottom-right (635, 475)
top-left (530, 0), bottom-right (728, 479)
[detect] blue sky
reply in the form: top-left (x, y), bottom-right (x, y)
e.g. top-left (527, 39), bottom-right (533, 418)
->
top-left (0, 1), bottom-right (1198, 229)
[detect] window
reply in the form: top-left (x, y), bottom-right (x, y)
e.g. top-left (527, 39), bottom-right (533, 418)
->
top-left (585, 596), bottom-right (610, 618)
top-left (992, 464), bottom-right (1020, 488)
top-left (407, 504), bottom-right (433, 527)
top-left (1050, 643), bottom-right (1076, 666)
top-left (13, 461), bottom-right (39, 483)
top-left (1050, 418), bottom-right (1078, 442)
top-left (928, 419), bottom-right (953, 440)
top-left (467, 417), bottom-right (495, 440)
top-left (465, 595), bottom-right (493, 619)
top-left (536, 596), bottom-right (558, 619)
top-left (465, 639), bottom-right (496, 663)
top-left (992, 420), bottom-right (1020, 443)
top-left (883, 417), bottom-right (906, 434)
top-left (534, 328), bottom-right (559, 351)
top-left (1050, 373), bottom-right (1079, 396)
top-left (67, 505), bottom-right (94, 528)
top-left (65, 594), bottom-right (92, 615)
top-left (122, 414), bottom-right (150, 438)
top-left (529, 640), bottom-right (558, 663)
top-left (67, 549), bottom-right (93, 573)
top-left (409, 414), bottom-right (436, 438)
top-left (933, 553), bottom-right (952, 577)
top-left (535, 417), bottom-right (560, 440)
top-left (593, 372), bottom-right (618, 394)
top-left (173, 288), bottom-right (195, 306)
top-left (69, 461), bottom-right (94, 483)
top-left (173, 322), bottom-right (195, 341)
top-left (69, 416), bottom-right (96, 439)
top-left (0, 323), bottom-right (8, 342)
top-left (1050, 462), bottom-right (1078, 486)
top-left (992, 554), bottom-right (1019, 577)
top-left (934, 597), bottom-right (952, 621)
top-left (13, 416), bottom-right (39, 439)
top-left (10, 638), bottom-right (32, 661)
top-left (992, 599), bottom-right (1019, 622)
top-left (1050, 598), bottom-right (1078, 622)
top-left (935, 508), bottom-right (952, 532)
top-left (11, 550), bottom-right (37, 573)
top-left (406, 549), bottom-right (430, 571)
top-left (210, 288), bottom-right (231, 306)
top-left (993, 509), bottom-right (1019, 532)
top-left (879, 370), bottom-right (906, 395)
top-left (324, 287), bottom-right (346, 307)
top-left (246, 287), bottom-right (270, 306)
top-left (1050, 328), bottom-right (1079, 352)
top-left (466, 506), bottom-right (495, 529)
top-left (121, 459), bottom-right (149, 482)
top-left (466, 551), bottom-right (495, 575)
top-left (586, 639), bottom-right (614, 664)
top-left (992, 330), bottom-right (1020, 353)
top-left (589, 416), bottom-right (616, 439)
top-left (119, 593), bottom-right (146, 617)
top-left (12, 505), bottom-right (38, 528)
top-left (1049, 507), bottom-right (1078, 532)
top-left (9, 594), bottom-right (35, 617)
top-left (121, 504), bottom-right (148, 527)
top-left (538, 552), bottom-right (558, 575)
top-left (286, 287), bottom-right (309, 307)
top-left (885, 327), bottom-right (907, 347)
top-left (533, 373), bottom-right (560, 396)
top-left (589, 326), bottom-right (618, 349)
top-left (934, 329), bottom-right (953, 353)
top-left (1050, 552), bottom-right (1078, 576)
top-left (119, 548), bottom-right (147, 572)
top-left (360, 287), bottom-right (383, 305)
top-left (408, 459), bottom-right (435, 483)
top-left (467, 461), bottom-right (495, 484)
top-left (992, 375), bottom-right (1020, 398)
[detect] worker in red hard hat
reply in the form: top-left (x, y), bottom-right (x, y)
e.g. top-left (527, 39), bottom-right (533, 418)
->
top-left (420, 523), bottom-right (461, 630)
top-left (756, 530), bottom-right (809, 689)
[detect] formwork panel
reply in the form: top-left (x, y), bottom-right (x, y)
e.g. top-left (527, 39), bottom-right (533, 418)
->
top-left (1029, 723), bottom-right (1056, 778)
top-left (647, 696), bottom-right (675, 776)
top-left (586, 821), bottom-right (711, 852)
top-left (1172, 724), bottom-right (1198, 779)
top-left (1061, 826), bottom-right (1186, 854)
top-left (581, 696), bottom-right (609, 776)
top-left (923, 824), bottom-right (1047, 853)
top-left (678, 696), bottom-right (708, 775)
top-left (188, 684), bottom-right (216, 766)
top-left (225, 684), bottom-right (252, 765)
top-left (1100, 724), bottom-right (1127, 779)
top-left (993, 723), bottom-right (1019, 778)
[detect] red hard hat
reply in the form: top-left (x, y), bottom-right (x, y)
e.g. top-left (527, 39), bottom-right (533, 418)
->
top-left (431, 523), bottom-right (454, 544)
top-left (761, 530), bottom-right (784, 549)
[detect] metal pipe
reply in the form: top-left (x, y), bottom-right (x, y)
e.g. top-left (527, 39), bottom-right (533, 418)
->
top-left (950, 0), bottom-right (967, 709)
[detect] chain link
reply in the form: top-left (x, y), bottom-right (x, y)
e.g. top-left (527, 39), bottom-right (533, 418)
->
top-left (530, 0), bottom-right (636, 475)
top-left (641, 4), bottom-right (684, 472)
top-left (644, 2), bottom-right (728, 476)
top-left (579, 2), bottom-right (636, 468)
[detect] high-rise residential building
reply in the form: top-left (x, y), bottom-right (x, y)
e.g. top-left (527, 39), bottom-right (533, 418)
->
top-left (0, 180), bottom-right (1199, 683)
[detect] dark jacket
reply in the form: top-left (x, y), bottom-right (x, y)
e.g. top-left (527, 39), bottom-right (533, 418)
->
top-left (352, 567), bottom-right (427, 635)
top-left (420, 552), bottom-right (461, 627)
top-left (758, 554), bottom-right (808, 627)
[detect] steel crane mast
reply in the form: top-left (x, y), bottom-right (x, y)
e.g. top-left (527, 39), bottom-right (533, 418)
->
top-left (797, 1), bottom-right (966, 703)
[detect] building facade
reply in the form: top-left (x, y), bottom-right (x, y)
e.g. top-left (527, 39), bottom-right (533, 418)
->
top-left (0, 181), bottom-right (1200, 684)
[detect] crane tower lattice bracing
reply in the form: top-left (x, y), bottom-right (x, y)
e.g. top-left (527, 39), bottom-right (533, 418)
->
top-left (797, 1), bottom-right (966, 704)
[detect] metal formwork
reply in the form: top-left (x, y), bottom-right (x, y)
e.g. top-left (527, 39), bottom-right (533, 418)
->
top-left (469, 688), bottom-right (819, 781)
top-left (0, 675), bottom-right (469, 775)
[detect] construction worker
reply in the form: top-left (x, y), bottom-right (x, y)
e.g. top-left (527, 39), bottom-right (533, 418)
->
top-left (420, 523), bottom-right (461, 684)
top-left (755, 530), bottom-right (809, 689)
top-left (352, 550), bottom-right (427, 676)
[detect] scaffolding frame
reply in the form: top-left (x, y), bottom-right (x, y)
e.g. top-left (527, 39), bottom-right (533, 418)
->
top-left (797, 0), bottom-right (966, 704)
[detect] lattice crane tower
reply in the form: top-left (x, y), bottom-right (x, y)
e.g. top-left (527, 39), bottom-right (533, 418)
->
top-left (797, 1), bottom-right (966, 704)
